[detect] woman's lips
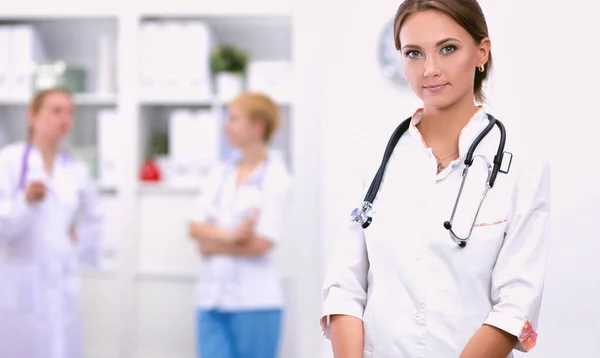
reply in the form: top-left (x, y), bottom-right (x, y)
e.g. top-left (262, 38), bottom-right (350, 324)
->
top-left (424, 84), bottom-right (448, 93)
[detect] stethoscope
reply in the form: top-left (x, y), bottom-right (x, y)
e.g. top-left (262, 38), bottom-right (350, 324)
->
top-left (350, 113), bottom-right (512, 248)
top-left (16, 142), bottom-right (33, 193)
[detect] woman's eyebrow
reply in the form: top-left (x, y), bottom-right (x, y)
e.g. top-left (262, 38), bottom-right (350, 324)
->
top-left (402, 37), bottom-right (462, 50)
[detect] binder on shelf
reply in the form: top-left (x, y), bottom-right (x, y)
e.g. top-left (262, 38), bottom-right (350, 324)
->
top-left (168, 109), bottom-right (221, 186)
top-left (0, 27), bottom-right (10, 97)
top-left (247, 60), bottom-right (293, 103)
top-left (96, 33), bottom-right (116, 94)
top-left (139, 20), bottom-right (214, 99)
top-left (7, 25), bottom-right (47, 98)
top-left (97, 109), bottom-right (121, 187)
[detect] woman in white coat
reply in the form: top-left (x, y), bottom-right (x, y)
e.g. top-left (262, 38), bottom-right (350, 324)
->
top-left (0, 88), bottom-right (103, 358)
top-left (189, 92), bottom-right (291, 358)
top-left (321, 1), bottom-right (551, 357)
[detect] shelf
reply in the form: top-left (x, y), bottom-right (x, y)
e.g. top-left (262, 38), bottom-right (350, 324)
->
top-left (139, 94), bottom-right (293, 107)
top-left (98, 184), bottom-right (119, 195)
top-left (81, 269), bottom-right (118, 280)
top-left (135, 271), bottom-right (197, 283)
top-left (139, 94), bottom-right (214, 107)
top-left (138, 182), bottom-right (201, 195)
top-left (0, 93), bottom-right (117, 107)
top-left (0, 5), bottom-right (119, 19)
top-left (138, 0), bottom-right (292, 18)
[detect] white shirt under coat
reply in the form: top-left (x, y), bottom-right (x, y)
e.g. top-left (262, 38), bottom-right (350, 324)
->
top-left (321, 108), bottom-right (551, 358)
top-left (191, 149), bottom-right (291, 311)
top-left (0, 141), bottom-right (104, 358)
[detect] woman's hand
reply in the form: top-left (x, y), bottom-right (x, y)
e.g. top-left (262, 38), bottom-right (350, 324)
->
top-left (199, 237), bottom-right (219, 255)
top-left (232, 208), bottom-right (260, 243)
top-left (69, 226), bottom-right (77, 244)
top-left (231, 218), bottom-right (255, 244)
top-left (25, 181), bottom-right (46, 203)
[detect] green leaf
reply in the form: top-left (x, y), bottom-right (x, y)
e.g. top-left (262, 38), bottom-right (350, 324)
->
top-left (210, 45), bottom-right (249, 74)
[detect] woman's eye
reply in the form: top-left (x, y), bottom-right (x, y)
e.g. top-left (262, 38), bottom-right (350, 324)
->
top-left (441, 45), bottom-right (456, 54)
top-left (405, 50), bottom-right (421, 58)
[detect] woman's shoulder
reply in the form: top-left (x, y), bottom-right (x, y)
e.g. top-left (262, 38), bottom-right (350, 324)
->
top-left (0, 141), bottom-right (27, 166)
top-left (264, 149), bottom-right (291, 189)
top-left (0, 141), bottom-right (27, 154)
top-left (500, 133), bottom-right (550, 197)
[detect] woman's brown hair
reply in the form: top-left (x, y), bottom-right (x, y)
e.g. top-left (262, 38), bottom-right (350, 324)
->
top-left (27, 87), bottom-right (72, 138)
top-left (393, 0), bottom-right (492, 103)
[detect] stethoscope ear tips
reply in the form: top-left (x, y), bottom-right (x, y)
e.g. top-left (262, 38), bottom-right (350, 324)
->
top-left (458, 241), bottom-right (466, 248)
top-left (362, 217), bottom-right (372, 229)
top-left (443, 221), bottom-right (452, 230)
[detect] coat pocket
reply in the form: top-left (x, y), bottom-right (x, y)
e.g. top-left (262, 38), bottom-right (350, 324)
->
top-left (465, 219), bottom-right (507, 272)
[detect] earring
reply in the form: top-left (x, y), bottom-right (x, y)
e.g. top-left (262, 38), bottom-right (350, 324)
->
top-left (478, 64), bottom-right (485, 73)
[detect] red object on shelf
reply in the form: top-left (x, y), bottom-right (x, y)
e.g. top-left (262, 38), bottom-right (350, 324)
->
top-left (139, 159), bottom-right (161, 182)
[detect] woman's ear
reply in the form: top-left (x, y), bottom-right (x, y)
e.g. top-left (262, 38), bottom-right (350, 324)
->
top-left (254, 120), bottom-right (267, 140)
top-left (478, 37), bottom-right (491, 65)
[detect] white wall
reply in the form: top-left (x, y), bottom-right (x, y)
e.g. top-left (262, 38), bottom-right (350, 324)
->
top-left (316, 0), bottom-right (600, 357)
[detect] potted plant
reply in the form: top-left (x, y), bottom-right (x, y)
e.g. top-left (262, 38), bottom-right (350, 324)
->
top-left (140, 132), bottom-right (169, 182)
top-left (210, 45), bottom-right (249, 101)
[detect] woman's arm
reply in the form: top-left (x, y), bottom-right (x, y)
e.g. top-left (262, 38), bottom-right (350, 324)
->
top-left (460, 324), bottom-right (517, 358)
top-left (191, 219), bottom-right (274, 257)
top-left (321, 219), bottom-right (369, 356)
top-left (189, 221), bottom-right (234, 243)
top-left (0, 149), bottom-right (35, 244)
top-left (321, 169), bottom-right (371, 356)
top-left (197, 166), bottom-right (292, 257)
top-left (198, 234), bottom-right (273, 257)
top-left (461, 158), bottom-right (551, 356)
top-left (329, 315), bottom-right (364, 358)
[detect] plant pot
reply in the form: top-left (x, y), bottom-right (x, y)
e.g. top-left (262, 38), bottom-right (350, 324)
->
top-left (139, 159), bottom-right (161, 182)
top-left (215, 72), bottom-right (244, 101)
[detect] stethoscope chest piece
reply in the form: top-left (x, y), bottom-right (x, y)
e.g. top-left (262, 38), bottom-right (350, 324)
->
top-left (351, 201), bottom-right (373, 229)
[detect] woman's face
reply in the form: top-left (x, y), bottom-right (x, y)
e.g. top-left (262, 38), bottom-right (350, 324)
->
top-left (224, 104), bottom-right (264, 148)
top-left (30, 92), bottom-right (74, 142)
top-left (399, 10), bottom-right (490, 110)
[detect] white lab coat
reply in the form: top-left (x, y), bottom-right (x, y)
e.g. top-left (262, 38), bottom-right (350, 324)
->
top-left (321, 109), bottom-right (551, 358)
top-left (190, 149), bottom-right (291, 311)
top-left (0, 142), bottom-right (103, 358)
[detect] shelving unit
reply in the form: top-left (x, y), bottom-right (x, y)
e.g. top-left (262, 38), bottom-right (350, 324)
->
top-left (0, 2), bottom-right (322, 358)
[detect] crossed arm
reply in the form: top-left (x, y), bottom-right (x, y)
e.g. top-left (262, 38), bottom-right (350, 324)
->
top-left (188, 219), bottom-right (273, 257)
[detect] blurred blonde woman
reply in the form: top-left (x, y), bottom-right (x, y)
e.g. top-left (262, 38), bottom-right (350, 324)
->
top-left (0, 88), bottom-right (103, 358)
top-left (189, 92), bottom-right (291, 358)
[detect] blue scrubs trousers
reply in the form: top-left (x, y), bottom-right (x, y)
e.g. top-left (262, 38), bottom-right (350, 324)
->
top-left (197, 309), bottom-right (282, 358)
